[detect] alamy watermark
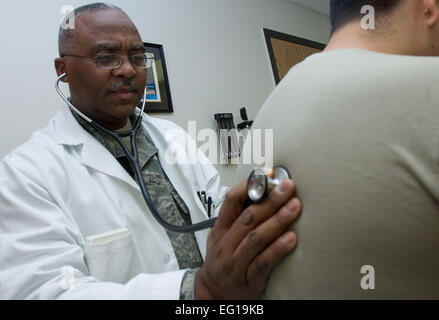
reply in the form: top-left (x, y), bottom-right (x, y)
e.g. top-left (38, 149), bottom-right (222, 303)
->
top-left (60, 5), bottom-right (75, 30)
top-left (163, 121), bottom-right (274, 168)
top-left (361, 5), bottom-right (376, 30)
top-left (360, 265), bottom-right (375, 290)
top-left (60, 265), bottom-right (76, 290)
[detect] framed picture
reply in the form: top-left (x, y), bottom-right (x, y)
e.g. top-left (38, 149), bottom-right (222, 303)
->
top-left (138, 42), bottom-right (174, 113)
top-left (264, 28), bottom-right (326, 85)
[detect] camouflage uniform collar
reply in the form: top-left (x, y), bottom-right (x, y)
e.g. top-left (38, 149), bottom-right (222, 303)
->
top-left (71, 110), bottom-right (158, 169)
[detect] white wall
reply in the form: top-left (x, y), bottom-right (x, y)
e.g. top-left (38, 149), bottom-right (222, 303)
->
top-left (0, 0), bottom-right (330, 186)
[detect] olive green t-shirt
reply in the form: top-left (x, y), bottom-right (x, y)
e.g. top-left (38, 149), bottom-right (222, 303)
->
top-left (236, 49), bottom-right (439, 299)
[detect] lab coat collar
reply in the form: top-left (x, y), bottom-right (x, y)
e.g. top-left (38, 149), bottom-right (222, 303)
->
top-left (55, 105), bottom-right (87, 146)
top-left (54, 105), bottom-right (141, 192)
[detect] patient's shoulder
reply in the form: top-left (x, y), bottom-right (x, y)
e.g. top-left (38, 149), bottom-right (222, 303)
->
top-left (292, 49), bottom-right (439, 81)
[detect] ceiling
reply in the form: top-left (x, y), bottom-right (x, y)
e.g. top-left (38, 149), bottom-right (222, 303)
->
top-left (288, 0), bottom-right (330, 16)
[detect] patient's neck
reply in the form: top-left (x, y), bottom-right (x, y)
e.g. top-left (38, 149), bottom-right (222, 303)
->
top-left (324, 22), bottom-right (426, 56)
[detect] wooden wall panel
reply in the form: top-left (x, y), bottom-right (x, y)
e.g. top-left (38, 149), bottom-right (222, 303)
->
top-left (264, 29), bottom-right (326, 84)
top-left (271, 38), bottom-right (322, 81)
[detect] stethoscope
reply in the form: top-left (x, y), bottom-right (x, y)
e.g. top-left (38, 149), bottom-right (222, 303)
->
top-left (56, 73), bottom-right (291, 233)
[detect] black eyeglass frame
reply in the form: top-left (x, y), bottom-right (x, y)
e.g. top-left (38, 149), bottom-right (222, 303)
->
top-left (62, 53), bottom-right (154, 69)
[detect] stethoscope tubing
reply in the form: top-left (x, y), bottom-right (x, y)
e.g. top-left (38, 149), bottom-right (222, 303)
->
top-left (56, 73), bottom-right (217, 233)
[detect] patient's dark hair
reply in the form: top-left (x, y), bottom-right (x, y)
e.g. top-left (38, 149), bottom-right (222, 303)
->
top-left (330, 0), bottom-right (403, 33)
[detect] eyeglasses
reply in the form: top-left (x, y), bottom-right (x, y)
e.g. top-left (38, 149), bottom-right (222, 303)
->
top-left (63, 53), bottom-right (154, 69)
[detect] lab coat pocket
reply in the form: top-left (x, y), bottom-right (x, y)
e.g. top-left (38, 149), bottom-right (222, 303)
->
top-left (83, 228), bottom-right (142, 284)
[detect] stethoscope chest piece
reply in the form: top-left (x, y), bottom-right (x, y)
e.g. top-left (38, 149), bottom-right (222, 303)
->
top-left (247, 166), bottom-right (291, 203)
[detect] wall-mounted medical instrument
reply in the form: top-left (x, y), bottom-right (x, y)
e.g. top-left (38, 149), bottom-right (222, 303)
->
top-left (214, 113), bottom-right (240, 160)
top-left (237, 107), bottom-right (253, 131)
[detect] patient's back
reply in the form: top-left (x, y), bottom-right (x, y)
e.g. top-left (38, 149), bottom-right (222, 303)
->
top-left (236, 49), bottom-right (439, 299)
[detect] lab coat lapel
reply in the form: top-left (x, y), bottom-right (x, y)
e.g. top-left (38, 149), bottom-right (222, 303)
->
top-left (55, 105), bottom-right (141, 192)
top-left (80, 141), bottom-right (141, 192)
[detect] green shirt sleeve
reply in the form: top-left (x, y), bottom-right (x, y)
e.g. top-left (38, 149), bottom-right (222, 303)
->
top-left (179, 269), bottom-right (198, 300)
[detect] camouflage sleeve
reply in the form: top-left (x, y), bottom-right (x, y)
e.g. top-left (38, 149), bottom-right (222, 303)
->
top-left (179, 269), bottom-right (199, 300)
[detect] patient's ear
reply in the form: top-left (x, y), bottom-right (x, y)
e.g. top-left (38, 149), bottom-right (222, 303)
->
top-left (54, 58), bottom-right (69, 83)
top-left (421, 0), bottom-right (439, 28)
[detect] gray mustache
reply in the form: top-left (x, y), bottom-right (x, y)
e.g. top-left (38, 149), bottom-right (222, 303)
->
top-left (110, 81), bottom-right (138, 91)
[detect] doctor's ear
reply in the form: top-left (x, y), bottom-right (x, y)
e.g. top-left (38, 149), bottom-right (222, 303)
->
top-left (54, 58), bottom-right (69, 83)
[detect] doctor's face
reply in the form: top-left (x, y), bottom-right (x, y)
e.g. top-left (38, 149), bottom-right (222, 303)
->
top-left (55, 10), bottom-right (147, 130)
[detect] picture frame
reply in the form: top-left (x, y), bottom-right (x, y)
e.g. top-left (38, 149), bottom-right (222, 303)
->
top-left (264, 28), bottom-right (326, 85)
top-left (138, 42), bottom-right (174, 113)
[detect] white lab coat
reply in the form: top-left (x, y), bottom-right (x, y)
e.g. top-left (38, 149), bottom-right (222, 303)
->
top-left (0, 105), bottom-right (229, 300)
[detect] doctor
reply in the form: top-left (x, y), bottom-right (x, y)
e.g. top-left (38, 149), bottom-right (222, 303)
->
top-left (0, 3), bottom-right (302, 299)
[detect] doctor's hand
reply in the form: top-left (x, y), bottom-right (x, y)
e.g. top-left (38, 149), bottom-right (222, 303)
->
top-left (195, 178), bottom-right (301, 299)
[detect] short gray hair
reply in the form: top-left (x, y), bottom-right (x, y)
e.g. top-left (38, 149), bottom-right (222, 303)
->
top-left (58, 3), bottom-right (126, 56)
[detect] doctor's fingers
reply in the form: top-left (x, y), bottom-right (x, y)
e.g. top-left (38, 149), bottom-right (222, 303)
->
top-left (220, 179), bottom-right (296, 251)
top-left (212, 180), bottom-right (249, 232)
top-left (246, 231), bottom-right (298, 289)
top-left (232, 197), bottom-right (301, 272)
